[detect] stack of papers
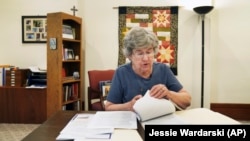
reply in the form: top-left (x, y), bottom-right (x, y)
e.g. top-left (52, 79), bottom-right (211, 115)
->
top-left (88, 111), bottom-right (137, 129)
top-left (56, 113), bottom-right (112, 140)
top-left (56, 111), bottom-right (137, 141)
top-left (28, 66), bottom-right (46, 73)
top-left (133, 90), bottom-right (176, 121)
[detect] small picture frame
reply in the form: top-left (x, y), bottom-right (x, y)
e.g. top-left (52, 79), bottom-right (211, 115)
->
top-left (102, 85), bottom-right (111, 97)
top-left (22, 16), bottom-right (47, 43)
top-left (49, 38), bottom-right (57, 50)
top-left (67, 49), bottom-right (74, 60)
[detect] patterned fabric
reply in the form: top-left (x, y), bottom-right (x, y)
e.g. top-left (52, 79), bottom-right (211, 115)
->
top-left (118, 6), bottom-right (178, 75)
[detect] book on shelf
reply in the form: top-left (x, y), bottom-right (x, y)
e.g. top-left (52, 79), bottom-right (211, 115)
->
top-left (62, 25), bottom-right (74, 39)
top-left (63, 85), bottom-right (69, 102)
top-left (133, 90), bottom-right (179, 122)
top-left (63, 83), bottom-right (79, 101)
top-left (62, 68), bottom-right (66, 77)
top-left (72, 27), bottom-right (76, 39)
top-left (71, 83), bottom-right (79, 100)
top-left (0, 67), bottom-right (6, 86)
top-left (0, 65), bottom-right (15, 86)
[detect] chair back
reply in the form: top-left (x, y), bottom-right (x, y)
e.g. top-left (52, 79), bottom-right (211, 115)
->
top-left (87, 69), bottom-right (115, 110)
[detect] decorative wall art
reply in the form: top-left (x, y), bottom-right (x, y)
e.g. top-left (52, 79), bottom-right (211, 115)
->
top-left (22, 16), bottom-right (47, 43)
top-left (118, 6), bottom-right (178, 75)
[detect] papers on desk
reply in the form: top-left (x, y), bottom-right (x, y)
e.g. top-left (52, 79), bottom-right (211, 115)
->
top-left (56, 110), bottom-right (186, 140)
top-left (56, 113), bottom-right (113, 141)
top-left (28, 66), bottom-right (46, 73)
top-left (25, 84), bottom-right (46, 89)
top-left (56, 111), bottom-right (137, 141)
top-left (88, 111), bottom-right (137, 129)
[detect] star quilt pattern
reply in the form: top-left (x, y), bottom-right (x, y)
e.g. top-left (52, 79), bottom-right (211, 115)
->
top-left (118, 6), bottom-right (178, 75)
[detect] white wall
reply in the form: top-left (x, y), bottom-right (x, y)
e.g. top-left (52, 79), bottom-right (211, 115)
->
top-left (210, 0), bottom-right (250, 103)
top-left (0, 0), bottom-right (78, 69)
top-left (0, 0), bottom-right (249, 110)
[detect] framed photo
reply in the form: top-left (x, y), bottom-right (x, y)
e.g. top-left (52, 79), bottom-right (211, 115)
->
top-left (49, 38), bottom-right (57, 50)
top-left (102, 85), bottom-right (111, 97)
top-left (22, 16), bottom-right (47, 43)
top-left (99, 80), bottom-right (112, 97)
top-left (67, 49), bottom-right (75, 60)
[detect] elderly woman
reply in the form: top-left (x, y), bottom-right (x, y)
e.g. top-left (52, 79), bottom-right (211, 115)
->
top-left (105, 26), bottom-right (191, 111)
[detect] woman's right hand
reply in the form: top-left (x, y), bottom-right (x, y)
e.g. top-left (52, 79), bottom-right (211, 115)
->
top-left (129, 95), bottom-right (142, 111)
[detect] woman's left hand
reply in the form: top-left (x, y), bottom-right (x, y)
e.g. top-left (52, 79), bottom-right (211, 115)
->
top-left (150, 84), bottom-right (170, 99)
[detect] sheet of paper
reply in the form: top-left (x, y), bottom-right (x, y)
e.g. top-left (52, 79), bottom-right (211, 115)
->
top-left (87, 111), bottom-right (137, 129)
top-left (25, 85), bottom-right (46, 89)
top-left (56, 113), bottom-right (113, 140)
top-left (28, 66), bottom-right (46, 73)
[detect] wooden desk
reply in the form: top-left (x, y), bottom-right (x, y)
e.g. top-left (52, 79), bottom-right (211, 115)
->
top-left (22, 111), bottom-right (144, 141)
top-left (22, 111), bottom-right (79, 141)
top-left (22, 108), bottom-right (240, 141)
top-left (175, 108), bottom-right (241, 124)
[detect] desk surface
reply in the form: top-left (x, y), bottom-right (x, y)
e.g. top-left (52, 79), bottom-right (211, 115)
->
top-left (22, 111), bottom-right (79, 141)
top-left (176, 108), bottom-right (240, 124)
top-left (22, 111), bottom-right (143, 141)
top-left (22, 108), bottom-right (240, 141)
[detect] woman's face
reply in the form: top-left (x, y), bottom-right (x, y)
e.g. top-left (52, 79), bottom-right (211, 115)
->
top-left (129, 47), bottom-right (155, 75)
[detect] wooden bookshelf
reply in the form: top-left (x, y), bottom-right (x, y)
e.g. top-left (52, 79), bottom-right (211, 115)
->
top-left (47, 12), bottom-right (84, 118)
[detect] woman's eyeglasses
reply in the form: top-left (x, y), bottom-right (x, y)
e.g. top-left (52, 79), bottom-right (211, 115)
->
top-left (133, 50), bottom-right (154, 59)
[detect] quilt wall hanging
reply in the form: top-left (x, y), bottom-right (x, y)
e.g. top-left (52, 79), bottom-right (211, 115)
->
top-left (118, 6), bottom-right (178, 75)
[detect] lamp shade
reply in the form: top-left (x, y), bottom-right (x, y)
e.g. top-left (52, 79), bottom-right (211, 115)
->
top-left (193, 6), bottom-right (214, 15)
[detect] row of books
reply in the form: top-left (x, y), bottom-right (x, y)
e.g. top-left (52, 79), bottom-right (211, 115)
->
top-left (62, 25), bottom-right (75, 39)
top-left (63, 83), bottom-right (79, 102)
